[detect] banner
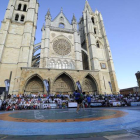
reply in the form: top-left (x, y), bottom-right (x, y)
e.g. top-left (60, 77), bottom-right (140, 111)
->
top-left (68, 102), bottom-right (77, 108)
top-left (112, 102), bottom-right (121, 107)
top-left (4, 79), bottom-right (10, 92)
top-left (131, 102), bottom-right (140, 107)
top-left (76, 81), bottom-right (82, 93)
top-left (108, 81), bottom-right (112, 91)
top-left (90, 102), bottom-right (102, 107)
top-left (43, 103), bottom-right (57, 109)
top-left (43, 79), bottom-right (50, 94)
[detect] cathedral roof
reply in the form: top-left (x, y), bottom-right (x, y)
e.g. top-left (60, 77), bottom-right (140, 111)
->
top-left (52, 8), bottom-right (70, 24)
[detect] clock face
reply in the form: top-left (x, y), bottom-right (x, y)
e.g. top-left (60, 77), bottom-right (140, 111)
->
top-left (53, 39), bottom-right (71, 56)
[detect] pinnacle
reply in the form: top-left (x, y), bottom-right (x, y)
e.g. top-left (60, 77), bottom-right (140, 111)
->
top-left (46, 9), bottom-right (51, 17)
top-left (84, 0), bottom-right (93, 12)
top-left (61, 7), bottom-right (63, 13)
top-left (72, 14), bottom-right (77, 22)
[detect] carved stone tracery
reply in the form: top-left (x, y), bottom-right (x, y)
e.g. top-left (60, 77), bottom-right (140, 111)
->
top-left (53, 74), bottom-right (75, 93)
top-left (25, 76), bottom-right (44, 93)
top-left (53, 39), bottom-right (71, 56)
top-left (82, 75), bottom-right (97, 93)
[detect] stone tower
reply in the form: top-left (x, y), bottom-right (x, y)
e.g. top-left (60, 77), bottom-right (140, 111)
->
top-left (0, 0), bottom-right (39, 94)
top-left (79, 1), bottom-right (119, 94)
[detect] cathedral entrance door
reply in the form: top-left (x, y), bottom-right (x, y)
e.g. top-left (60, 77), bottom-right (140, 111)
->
top-left (82, 75), bottom-right (98, 94)
top-left (25, 75), bottom-right (44, 94)
top-left (53, 73), bottom-right (75, 95)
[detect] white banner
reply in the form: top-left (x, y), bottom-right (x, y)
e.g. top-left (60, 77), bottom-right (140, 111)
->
top-left (43, 103), bottom-right (57, 109)
top-left (68, 102), bottom-right (77, 108)
top-left (131, 102), bottom-right (140, 106)
top-left (112, 102), bottom-right (121, 106)
top-left (76, 81), bottom-right (82, 93)
top-left (90, 102), bottom-right (102, 107)
top-left (4, 79), bottom-right (10, 92)
top-left (43, 79), bottom-right (49, 94)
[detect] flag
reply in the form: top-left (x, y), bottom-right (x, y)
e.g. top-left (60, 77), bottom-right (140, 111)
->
top-left (43, 79), bottom-right (50, 94)
top-left (76, 81), bottom-right (82, 93)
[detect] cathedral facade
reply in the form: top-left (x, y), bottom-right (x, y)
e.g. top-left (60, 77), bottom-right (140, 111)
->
top-left (0, 0), bottom-right (119, 95)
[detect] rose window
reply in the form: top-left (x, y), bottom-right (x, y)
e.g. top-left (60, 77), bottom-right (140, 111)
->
top-left (53, 39), bottom-right (71, 56)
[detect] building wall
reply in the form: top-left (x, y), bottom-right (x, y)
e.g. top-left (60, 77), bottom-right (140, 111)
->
top-left (18, 68), bottom-right (113, 95)
top-left (0, 0), bottom-right (119, 95)
top-left (0, 0), bottom-right (39, 94)
top-left (120, 87), bottom-right (140, 95)
top-left (79, 1), bottom-right (119, 94)
top-left (40, 11), bottom-right (83, 70)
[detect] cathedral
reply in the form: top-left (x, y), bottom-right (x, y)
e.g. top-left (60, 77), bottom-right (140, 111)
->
top-left (0, 0), bottom-right (119, 95)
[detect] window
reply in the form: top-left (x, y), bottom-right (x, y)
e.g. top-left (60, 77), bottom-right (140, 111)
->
top-left (18, 4), bottom-right (22, 10)
top-left (15, 14), bottom-right (19, 21)
top-left (91, 17), bottom-right (95, 24)
top-left (60, 17), bottom-right (64, 22)
top-left (59, 23), bottom-right (65, 28)
top-left (20, 15), bottom-right (25, 22)
top-left (56, 61), bottom-right (62, 69)
top-left (94, 28), bottom-right (97, 34)
top-left (96, 41), bottom-right (100, 48)
top-left (101, 63), bottom-right (106, 69)
top-left (50, 60), bottom-right (55, 68)
top-left (23, 5), bottom-right (27, 12)
top-left (63, 61), bottom-right (68, 69)
top-left (58, 61), bottom-right (62, 69)
top-left (69, 62), bottom-right (75, 69)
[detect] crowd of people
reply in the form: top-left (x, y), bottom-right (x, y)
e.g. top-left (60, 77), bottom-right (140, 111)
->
top-left (0, 92), bottom-right (140, 111)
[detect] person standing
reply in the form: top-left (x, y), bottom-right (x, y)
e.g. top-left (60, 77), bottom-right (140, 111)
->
top-left (73, 90), bottom-right (82, 113)
top-left (87, 95), bottom-right (91, 108)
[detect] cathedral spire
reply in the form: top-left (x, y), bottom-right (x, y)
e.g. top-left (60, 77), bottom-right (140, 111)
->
top-left (45, 9), bottom-right (51, 20)
top-left (72, 14), bottom-right (77, 24)
top-left (84, 0), bottom-right (93, 13)
top-left (61, 7), bottom-right (63, 13)
top-left (72, 14), bottom-right (77, 30)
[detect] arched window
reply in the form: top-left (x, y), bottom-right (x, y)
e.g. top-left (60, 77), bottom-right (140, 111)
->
top-left (59, 23), bottom-right (65, 28)
top-left (69, 62), bottom-right (75, 69)
top-left (63, 61), bottom-right (68, 69)
top-left (23, 5), bottom-right (27, 12)
top-left (91, 17), bottom-right (95, 24)
top-left (58, 61), bottom-right (62, 69)
top-left (15, 14), bottom-right (19, 21)
top-left (20, 15), bottom-right (25, 22)
top-left (18, 4), bottom-right (22, 10)
top-left (94, 28), bottom-right (97, 34)
top-left (56, 61), bottom-right (62, 69)
top-left (50, 60), bottom-right (55, 68)
top-left (96, 41), bottom-right (100, 48)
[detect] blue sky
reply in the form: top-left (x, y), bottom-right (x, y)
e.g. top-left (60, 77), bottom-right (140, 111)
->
top-left (0, 0), bottom-right (140, 89)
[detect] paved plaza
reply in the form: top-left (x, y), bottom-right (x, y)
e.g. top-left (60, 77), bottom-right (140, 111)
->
top-left (0, 107), bottom-right (140, 140)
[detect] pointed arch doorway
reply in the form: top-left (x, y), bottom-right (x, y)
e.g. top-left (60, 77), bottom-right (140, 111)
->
top-left (53, 73), bottom-right (75, 95)
top-left (24, 75), bottom-right (44, 94)
top-left (82, 74), bottom-right (98, 94)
